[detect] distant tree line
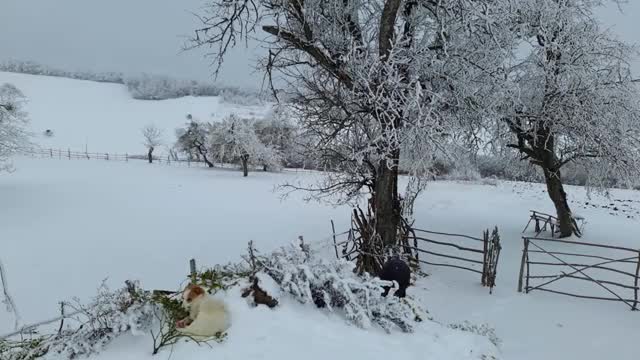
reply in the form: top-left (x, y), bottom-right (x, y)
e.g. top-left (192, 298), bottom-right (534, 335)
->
top-left (0, 60), bottom-right (264, 103)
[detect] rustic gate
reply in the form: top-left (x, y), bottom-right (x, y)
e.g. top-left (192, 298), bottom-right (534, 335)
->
top-left (518, 236), bottom-right (640, 310)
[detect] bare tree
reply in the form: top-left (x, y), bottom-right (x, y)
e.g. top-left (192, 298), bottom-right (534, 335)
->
top-left (0, 83), bottom-right (30, 172)
top-left (187, 0), bottom-right (513, 263)
top-left (142, 124), bottom-right (164, 163)
top-left (491, 0), bottom-right (640, 237)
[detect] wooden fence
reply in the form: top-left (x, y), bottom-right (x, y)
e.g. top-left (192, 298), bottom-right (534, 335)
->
top-left (518, 236), bottom-right (640, 310)
top-left (332, 223), bottom-right (502, 293)
top-left (22, 147), bottom-right (205, 166)
top-left (522, 210), bottom-right (586, 238)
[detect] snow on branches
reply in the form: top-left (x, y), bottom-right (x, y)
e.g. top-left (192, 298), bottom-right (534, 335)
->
top-left (0, 83), bottom-right (30, 172)
top-left (208, 114), bottom-right (283, 175)
top-left (256, 241), bottom-right (425, 333)
top-left (188, 1), bottom-right (521, 248)
top-left (0, 281), bottom-right (156, 360)
top-left (497, 0), bottom-right (640, 189)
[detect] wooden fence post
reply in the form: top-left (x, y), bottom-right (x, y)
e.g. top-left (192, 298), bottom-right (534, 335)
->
top-left (331, 220), bottom-right (339, 259)
top-left (105, 153), bottom-right (109, 161)
top-left (482, 229), bottom-right (489, 286)
top-left (125, 153), bottom-right (128, 162)
top-left (518, 238), bottom-right (530, 293)
top-left (67, 148), bottom-right (71, 159)
top-left (57, 302), bottom-right (65, 334)
top-left (49, 148), bottom-right (53, 158)
top-left (189, 259), bottom-right (197, 283)
top-left (633, 251), bottom-right (640, 310)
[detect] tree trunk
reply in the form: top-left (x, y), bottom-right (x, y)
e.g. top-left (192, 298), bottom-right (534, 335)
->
top-left (195, 146), bottom-right (214, 168)
top-left (543, 168), bottom-right (574, 238)
top-left (147, 146), bottom-right (154, 163)
top-left (374, 158), bottom-right (400, 247)
top-left (241, 155), bottom-right (249, 177)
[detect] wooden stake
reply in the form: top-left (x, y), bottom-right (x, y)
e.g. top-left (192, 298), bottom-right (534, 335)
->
top-left (518, 238), bottom-right (529, 293)
top-left (189, 259), bottom-right (197, 282)
top-left (331, 220), bottom-right (339, 259)
top-left (633, 251), bottom-right (640, 310)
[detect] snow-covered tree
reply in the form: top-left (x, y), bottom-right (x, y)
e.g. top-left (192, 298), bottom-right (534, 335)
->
top-left (175, 117), bottom-right (215, 167)
top-left (0, 83), bottom-right (30, 172)
top-left (491, 0), bottom-right (640, 237)
top-left (209, 114), bottom-right (282, 176)
top-left (255, 105), bottom-right (300, 167)
top-left (187, 0), bottom-right (514, 265)
top-left (141, 124), bottom-right (164, 163)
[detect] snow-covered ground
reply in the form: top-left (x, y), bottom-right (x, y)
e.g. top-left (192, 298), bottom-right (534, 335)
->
top-left (1, 73), bottom-right (639, 359)
top-left (0, 71), bottom-right (270, 155)
top-left (2, 156), bottom-right (639, 359)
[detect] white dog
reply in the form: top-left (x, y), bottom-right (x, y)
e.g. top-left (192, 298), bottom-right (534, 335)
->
top-left (176, 284), bottom-right (230, 339)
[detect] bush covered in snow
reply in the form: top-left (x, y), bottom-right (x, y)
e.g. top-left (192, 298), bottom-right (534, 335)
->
top-left (0, 281), bottom-right (156, 360)
top-left (254, 241), bottom-right (426, 333)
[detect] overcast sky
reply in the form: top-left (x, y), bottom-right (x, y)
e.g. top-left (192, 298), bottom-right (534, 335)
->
top-left (1, 0), bottom-right (639, 90)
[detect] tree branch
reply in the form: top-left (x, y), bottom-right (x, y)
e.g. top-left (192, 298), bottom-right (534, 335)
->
top-left (262, 25), bottom-right (354, 88)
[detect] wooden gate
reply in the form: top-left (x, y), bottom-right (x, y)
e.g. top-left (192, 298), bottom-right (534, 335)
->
top-left (518, 237), bottom-right (640, 310)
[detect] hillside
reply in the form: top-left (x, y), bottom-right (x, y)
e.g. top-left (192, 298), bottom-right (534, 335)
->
top-left (0, 71), bottom-right (271, 156)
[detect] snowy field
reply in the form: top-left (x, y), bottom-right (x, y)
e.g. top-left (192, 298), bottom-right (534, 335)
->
top-left (1, 156), bottom-right (639, 360)
top-left (0, 71), bottom-right (270, 155)
top-left (1, 73), bottom-right (639, 360)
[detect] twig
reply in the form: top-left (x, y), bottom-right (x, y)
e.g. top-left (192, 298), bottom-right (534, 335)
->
top-left (0, 258), bottom-right (21, 330)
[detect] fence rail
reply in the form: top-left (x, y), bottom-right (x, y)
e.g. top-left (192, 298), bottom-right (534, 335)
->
top-left (518, 236), bottom-right (640, 311)
top-left (332, 221), bottom-right (502, 293)
top-left (21, 147), bottom-right (207, 166)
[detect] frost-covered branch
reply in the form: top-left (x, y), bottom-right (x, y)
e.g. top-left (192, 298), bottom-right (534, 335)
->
top-left (0, 83), bottom-right (31, 172)
top-left (0, 259), bottom-right (20, 331)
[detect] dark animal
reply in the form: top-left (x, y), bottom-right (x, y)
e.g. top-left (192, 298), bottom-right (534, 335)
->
top-left (379, 258), bottom-right (411, 298)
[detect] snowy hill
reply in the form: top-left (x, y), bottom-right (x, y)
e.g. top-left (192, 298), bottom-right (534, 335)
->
top-left (0, 71), bottom-right (270, 155)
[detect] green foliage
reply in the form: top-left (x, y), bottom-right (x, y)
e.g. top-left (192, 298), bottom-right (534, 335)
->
top-left (193, 263), bottom-right (252, 294)
top-left (152, 294), bottom-right (189, 324)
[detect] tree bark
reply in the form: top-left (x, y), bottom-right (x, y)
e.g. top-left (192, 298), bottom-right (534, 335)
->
top-left (147, 146), bottom-right (154, 164)
top-left (241, 155), bottom-right (249, 177)
top-left (195, 146), bottom-right (214, 168)
top-left (543, 168), bottom-right (574, 238)
top-left (374, 158), bottom-right (400, 247)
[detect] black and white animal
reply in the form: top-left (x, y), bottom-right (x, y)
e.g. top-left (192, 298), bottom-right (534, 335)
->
top-left (378, 257), bottom-right (411, 298)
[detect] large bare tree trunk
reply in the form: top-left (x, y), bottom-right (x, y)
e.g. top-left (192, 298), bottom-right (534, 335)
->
top-left (374, 158), bottom-right (400, 247)
top-left (543, 168), bottom-right (574, 238)
top-left (147, 146), bottom-right (154, 163)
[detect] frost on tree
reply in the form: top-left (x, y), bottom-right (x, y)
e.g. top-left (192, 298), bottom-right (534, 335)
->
top-left (492, 0), bottom-right (640, 237)
top-left (187, 0), bottom-right (515, 269)
top-left (141, 124), bottom-right (164, 163)
top-left (175, 118), bottom-right (215, 167)
top-left (0, 83), bottom-right (30, 172)
top-left (208, 114), bottom-right (282, 176)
